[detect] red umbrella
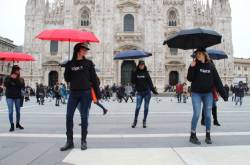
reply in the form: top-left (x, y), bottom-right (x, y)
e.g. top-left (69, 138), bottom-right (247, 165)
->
top-left (36, 29), bottom-right (99, 60)
top-left (36, 29), bottom-right (99, 42)
top-left (0, 52), bottom-right (35, 62)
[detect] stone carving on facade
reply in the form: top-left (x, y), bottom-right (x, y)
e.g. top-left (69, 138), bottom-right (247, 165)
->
top-left (74, 0), bottom-right (95, 5)
top-left (163, 0), bottom-right (184, 6)
top-left (117, 0), bottom-right (140, 12)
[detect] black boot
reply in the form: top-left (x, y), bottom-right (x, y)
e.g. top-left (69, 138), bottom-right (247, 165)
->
top-left (189, 132), bottom-right (201, 145)
top-left (60, 134), bottom-right (74, 151)
top-left (103, 109), bottom-right (108, 115)
top-left (212, 106), bottom-right (221, 126)
top-left (9, 123), bottom-right (14, 132)
top-left (81, 132), bottom-right (88, 150)
top-left (201, 119), bottom-right (205, 126)
top-left (131, 120), bottom-right (137, 128)
top-left (214, 120), bottom-right (221, 126)
top-left (16, 123), bottom-right (24, 130)
top-left (81, 140), bottom-right (88, 150)
top-left (205, 132), bottom-right (212, 144)
top-left (143, 120), bottom-right (147, 128)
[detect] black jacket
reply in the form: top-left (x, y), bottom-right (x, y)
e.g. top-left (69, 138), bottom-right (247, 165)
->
top-left (131, 67), bottom-right (157, 93)
top-left (64, 58), bottom-right (101, 99)
top-left (187, 62), bottom-right (228, 101)
top-left (235, 85), bottom-right (244, 97)
top-left (4, 76), bottom-right (25, 99)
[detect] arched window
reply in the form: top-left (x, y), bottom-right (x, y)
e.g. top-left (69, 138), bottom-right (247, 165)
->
top-left (80, 8), bottom-right (90, 26)
top-left (168, 10), bottom-right (177, 26)
top-left (50, 41), bottom-right (58, 55)
top-left (124, 14), bottom-right (134, 32)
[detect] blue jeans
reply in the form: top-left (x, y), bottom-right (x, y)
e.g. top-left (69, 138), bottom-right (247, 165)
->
top-left (235, 96), bottom-right (243, 106)
top-left (191, 92), bottom-right (213, 132)
top-left (6, 98), bottom-right (21, 124)
top-left (66, 90), bottom-right (92, 138)
top-left (134, 90), bottom-right (151, 122)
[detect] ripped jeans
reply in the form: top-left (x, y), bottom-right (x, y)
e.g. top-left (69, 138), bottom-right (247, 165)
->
top-left (191, 92), bottom-right (213, 132)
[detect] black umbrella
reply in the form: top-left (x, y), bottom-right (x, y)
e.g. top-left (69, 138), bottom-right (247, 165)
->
top-left (163, 28), bottom-right (222, 50)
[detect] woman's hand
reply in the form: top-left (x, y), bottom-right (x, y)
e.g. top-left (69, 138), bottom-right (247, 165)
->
top-left (190, 59), bottom-right (196, 67)
top-left (10, 74), bottom-right (17, 79)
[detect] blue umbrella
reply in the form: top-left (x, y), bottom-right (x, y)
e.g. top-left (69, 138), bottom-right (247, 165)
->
top-left (114, 50), bottom-right (152, 60)
top-left (163, 28), bottom-right (222, 50)
top-left (191, 49), bottom-right (228, 60)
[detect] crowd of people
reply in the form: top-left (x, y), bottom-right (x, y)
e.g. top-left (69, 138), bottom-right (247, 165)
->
top-left (0, 44), bottom-right (249, 151)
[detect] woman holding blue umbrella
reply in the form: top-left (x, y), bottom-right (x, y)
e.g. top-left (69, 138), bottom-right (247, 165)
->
top-left (131, 60), bottom-right (158, 128)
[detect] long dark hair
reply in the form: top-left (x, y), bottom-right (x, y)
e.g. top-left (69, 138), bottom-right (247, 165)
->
top-left (72, 43), bottom-right (86, 61)
top-left (136, 63), bottom-right (148, 72)
top-left (72, 51), bottom-right (77, 61)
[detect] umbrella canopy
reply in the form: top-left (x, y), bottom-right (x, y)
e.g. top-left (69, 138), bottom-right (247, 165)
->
top-left (191, 49), bottom-right (228, 60)
top-left (36, 29), bottom-right (99, 60)
top-left (36, 29), bottom-right (99, 43)
top-left (0, 52), bottom-right (35, 61)
top-left (163, 28), bottom-right (222, 50)
top-left (114, 50), bottom-right (152, 60)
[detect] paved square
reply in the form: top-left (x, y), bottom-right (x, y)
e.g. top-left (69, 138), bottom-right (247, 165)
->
top-left (0, 96), bottom-right (250, 165)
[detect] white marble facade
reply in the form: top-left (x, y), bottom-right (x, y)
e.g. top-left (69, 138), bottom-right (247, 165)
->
top-left (22, 0), bottom-right (234, 90)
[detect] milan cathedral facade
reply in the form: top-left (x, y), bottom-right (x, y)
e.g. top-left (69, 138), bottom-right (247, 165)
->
top-left (23, 0), bottom-right (233, 90)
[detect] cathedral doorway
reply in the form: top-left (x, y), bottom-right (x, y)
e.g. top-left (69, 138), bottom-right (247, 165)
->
top-left (169, 71), bottom-right (179, 86)
top-left (121, 60), bottom-right (136, 85)
top-left (48, 71), bottom-right (58, 87)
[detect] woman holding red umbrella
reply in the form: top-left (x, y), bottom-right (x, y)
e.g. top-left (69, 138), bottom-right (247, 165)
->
top-left (4, 65), bottom-right (25, 132)
top-left (60, 43), bottom-right (101, 151)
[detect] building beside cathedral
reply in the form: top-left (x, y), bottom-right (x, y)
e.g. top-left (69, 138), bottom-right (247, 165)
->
top-left (22, 0), bottom-right (234, 90)
top-left (0, 36), bottom-right (17, 77)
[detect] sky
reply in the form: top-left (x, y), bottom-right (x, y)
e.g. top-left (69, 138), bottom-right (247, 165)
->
top-left (0, 0), bottom-right (249, 58)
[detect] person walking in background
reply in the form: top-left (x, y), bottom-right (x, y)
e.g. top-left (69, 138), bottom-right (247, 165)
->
top-left (131, 60), bottom-right (158, 128)
top-left (201, 86), bottom-right (221, 126)
top-left (125, 83), bottom-right (134, 103)
top-left (182, 83), bottom-right (188, 103)
top-left (54, 82), bottom-right (61, 106)
top-left (187, 48), bottom-right (228, 145)
top-left (37, 84), bottom-right (46, 105)
top-left (224, 84), bottom-right (230, 100)
top-left (19, 77), bottom-right (25, 107)
top-left (176, 83), bottom-right (183, 103)
top-left (235, 81), bottom-right (245, 106)
top-left (60, 43), bottom-right (101, 151)
top-left (4, 65), bottom-right (25, 132)
top-left (231, 85), bottom-right (236, 102)
top-left (60, 83), bottom-right (67, 104)
top-left (0, 77), bottom-right (3, 102)
top-left (35, 83), bottom-right (40, 103)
